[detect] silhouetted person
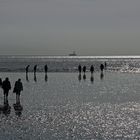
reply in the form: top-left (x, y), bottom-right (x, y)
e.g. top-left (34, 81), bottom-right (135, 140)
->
top-left (83, 66), bottom-right (86, 74)
top-left (83, 74), bottom-right (86, 80)
top-left (100, 64), bottom-right (104, 72)
top-left (45, 73), bottom-right (48, 82)
top-left (2, 78), bottom-right (11, 104)
top-left (78, 65), bottom-right (82, 74)
top-left (34, 65), bottom-right (37, 82)
top-left (13, 79), bottom-right (23, 104)
top-left (34, 65), bottom-right (37, 74)
top-left (0, 78), bottom-right (2, 87)
top-left (26, 65), bottom-right (30, 81)
top-left (78, 74), bottom-right (82, 82)
top-left (26, 65), bottom-right (30, 74)
top-left (44, 64), bottom-right (48, 74)
top-left (90, 75), bottom-right (94, 83)
top-left (100, 72), bottom-right (104, 80)
top-left (90, 65), bottom-right (94, 74)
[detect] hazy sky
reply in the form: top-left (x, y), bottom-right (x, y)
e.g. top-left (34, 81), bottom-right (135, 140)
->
top-left (0, 0), bottom-right (140, 55)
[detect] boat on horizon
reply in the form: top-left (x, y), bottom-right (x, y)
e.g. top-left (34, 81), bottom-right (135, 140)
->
top-left (69, 51), bottom-right (77, 56)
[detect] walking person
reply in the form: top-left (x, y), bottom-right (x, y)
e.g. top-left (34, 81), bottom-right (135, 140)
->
top-left (13, 79), bottom-right (23, 104)
top-left (2, 78), bottom-right (11, 104)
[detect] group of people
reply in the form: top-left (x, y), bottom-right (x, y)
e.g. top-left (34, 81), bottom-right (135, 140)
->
top-left (25, 63), bottom-right (107, 75)
top-left (0, 78), bottom-right (23, 105)
top-left (26, 64), bottom-right (48, 74)
top-left (78, 63), bottom-right (107, 82)
top-left (78, 62), bottom-right (107, 74)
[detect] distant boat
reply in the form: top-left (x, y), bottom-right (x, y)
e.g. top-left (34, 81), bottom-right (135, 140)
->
top-left (69, 51), bottom-right (77, 56)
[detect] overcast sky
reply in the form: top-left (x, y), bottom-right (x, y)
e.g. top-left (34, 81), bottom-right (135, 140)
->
top-left (0, 0), bottom-right (140, 55)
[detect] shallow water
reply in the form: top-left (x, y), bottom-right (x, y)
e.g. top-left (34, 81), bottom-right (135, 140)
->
top-left (1, 55), bottom-right (140, 73)
top-left (0, 72), bottom-right (140, 139)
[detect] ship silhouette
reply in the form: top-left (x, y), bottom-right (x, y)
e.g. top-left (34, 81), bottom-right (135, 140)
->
top-left (69, 51), bottom-right (77, 56)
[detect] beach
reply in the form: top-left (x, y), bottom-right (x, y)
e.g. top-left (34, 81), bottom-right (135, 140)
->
top-left (0, 72), bottom-right (140, 139)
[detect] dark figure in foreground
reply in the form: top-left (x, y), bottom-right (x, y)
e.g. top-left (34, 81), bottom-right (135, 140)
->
top-left (90, 65), bottom-right (94, 74)
top-left (13, 79), bottom-right (23, 104)
top-left (0, 78), bottom-right (2, 87)
top-left (78, 65), bottom-right (82, 74)
top-left (44, 64), bottom-right (48, 74)
top-left (83, 66), bottom-right (86, 74)
top-left (26, 65), bottom-right (30, 74)
top-left (34, 65), bottom-right (37, 74)
top-left (100, 64), bottom-right (104, 72)
top-left (2, 78), bottom-right (11, 104)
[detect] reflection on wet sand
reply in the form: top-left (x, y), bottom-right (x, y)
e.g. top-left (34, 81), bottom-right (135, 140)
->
top-left (100, 72), bottom-right (104, 80)
top-left (78, 74), bottom-right (81, 82)
top-left (34, 74), bottom-right (37, 82)
top-left (83, 74), bottom-right (86, 81)
top-left (0, 99), bottom-right (11, 116)
top-left (26, 73), bottom-right (29, 82)
top-left (90, 75), bottom-right (94, 83)
top-left (13, 93), bottom-right (23, 117)
top-left (45, 74), bottom-right (48, 82)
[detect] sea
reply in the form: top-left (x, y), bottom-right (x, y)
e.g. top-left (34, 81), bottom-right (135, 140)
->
top-left (0, 56), bottom-right (140, 140)
top-left (0, 55), bottom-right (140, 73)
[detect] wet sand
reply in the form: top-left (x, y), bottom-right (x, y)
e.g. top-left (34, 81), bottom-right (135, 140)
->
top-left (0, 72), bottom-right (140, 139)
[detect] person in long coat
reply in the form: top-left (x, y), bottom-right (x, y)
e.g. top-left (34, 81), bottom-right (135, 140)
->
top-left (13, 79), bottom-right (23, 104)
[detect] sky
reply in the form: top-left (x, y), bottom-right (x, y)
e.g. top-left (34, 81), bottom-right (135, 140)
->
top-left (0, 0), bottom-right (140, 56)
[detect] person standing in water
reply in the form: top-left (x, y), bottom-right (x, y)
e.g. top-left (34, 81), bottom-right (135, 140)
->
top-left (100, 64), bottom-right (104, 72)
top-left (78, 65), bottom-right (82, 74)
top-left (25, 65), bottom-right (30, 81)
top-left (26, 65), bottom-right (30, 74)
top-left (2, 78), bottom-right (11, 103)
top-left (13, 79), bottom-right (23, 104)
top-left (83, 66), bottom-right (86, 74)
top-left (44, 64), bottom-right (48, 74)
top-left (34, 65), bottom-right (37, 74)
top-left (90, 65), bottom-right (94, 74)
